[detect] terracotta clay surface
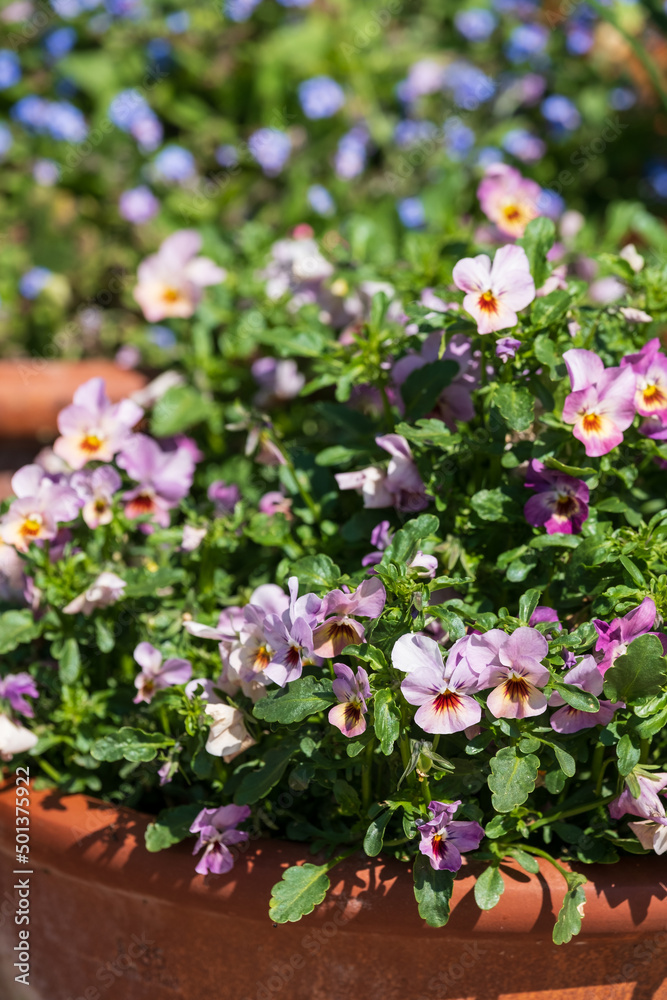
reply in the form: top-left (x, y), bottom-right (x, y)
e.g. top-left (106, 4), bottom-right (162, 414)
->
top-left (0, 360), bottom-right (147, 439)
top-left (0, 785), bottom-right (665, 1000)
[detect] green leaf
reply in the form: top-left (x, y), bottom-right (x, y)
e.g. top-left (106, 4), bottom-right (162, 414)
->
top-left (373, 688), bottom-right (401, 755)
top-left (534, 334), bottom-right (564, 379)
top-left (603, 634), bottom-right (667, 703)
top-left (333, 779), bottom-right (361, 814)
top-left (94, 618), bottom-right (115, 654)
top-left (253, 676), bottom-right (336, 724)
top-left (474, 864), bottom-right (505, 910)
top-left (552, 742), bottom-right (576, 778)
top-left (553, 874), bottom-right (587, 945)
top-left (519, 588), bottom-right (542, 625)
top-left (470, 488), bottom-right (513, 522)
top-left (413, 854), bottom-right (454, 927)
top-left (58, 637), bottom-right (81, 685)
top-left (492, 384), bottom-right (534, 432)
top-left (245, 512), bottom-right (291, 548)
top-left (619, 556), bottom-right (647, 588)
top-left (380, 514), bottom-right (439, 567)
top-left (518, 216), bottom-right (556, 288)
top-left (488, 747), bottom-right (539, 812)
top-left (145, 804), bottom-right (202, 853)
top-left (91, 728), bottom-right (173, 763)
top-left (636, 705), bottom-right (667, 739)
top-left (151, 385), bottom-right (211, 436)
top-left (269, 863), bottom-right (331, 923)
top-left (315, 445), bottom-right (362, 467)
top-left (341, 643), bottom-right (387, 671)
top-left (531, 290), bottom-right (572, 330)
top-left (289, 555), bottom-right (340, 592)
top-left (507, 848), bottom-right (540, 874)
top-left (400, 360), bottom-right (459, 421)
top-left (0, 610), bottom-right (40, 654)
top-left (616, 734), bottom-right (641, 776)
top-left (363, 809), bottom-right (392, 856)
top-left (395, 419), bottom-right (453, 449)
top-left (551, 680), bottom-right (600, 714)
top-left (234, 744), bottom-right (297, 805)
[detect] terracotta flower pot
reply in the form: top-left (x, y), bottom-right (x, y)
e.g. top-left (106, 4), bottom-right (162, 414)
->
top-left (0, 786), bottom-right (665, 1000)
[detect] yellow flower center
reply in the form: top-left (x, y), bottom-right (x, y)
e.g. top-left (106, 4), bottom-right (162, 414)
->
top-left (80, 434), bottom-right (103, 453)
top-left (582, 413), bottom-right (602, 433)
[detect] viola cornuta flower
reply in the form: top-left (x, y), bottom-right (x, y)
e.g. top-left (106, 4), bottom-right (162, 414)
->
top-left (621, 338), bottom-right (667, 420)
top-left (0, 673), bottom-right (39, 718)
top-left (549, 655), bottom-right (623, 734)
top-left (335, 434), bottom-right (428, 513)
top-left (392, 633), bottom-right (482, 734)
top-left (70, 466), bottom-right (122, 529)
top-left (524, 459), bottom-right (589, 535)
top-left (204, 703), bottom-right (257, 762)
top-left (53, 377), bottom-right (143, 471)
top-left (328, 663), bottom-right (371, 737)
top-left (132, 642), bottom-right (192, 704)
top-left (593, 597), bottom-right (667, 675)
top-left (118, 434), bottom-right (196, 527)
top-left (417, 799), bottom-right (485, 871)
top-left (62, 571), bottom-right (126, 616)
top-left (312, 577), bottom-right (386, 657)
top-left (0, 464), bottom-right (81, 552)
top-left (562, 348), bottom-right (636, 457)
top-left (190, 804), bottom-right (251, 876)
top-left (465, 627), bottom-right (550, 719)
top-left (452, 245), bottom-right (535, 335)
top-left (627, 817), bottom-right (667, 855)
top-left (477, 163), bottom-right (542, 238)
top-left (392, 333), bottom-right (480, 430)
top-left (0, 714), bottom-right (37, 761)
top-left (133, 229), bottom-right (226, 322)
top-left (609, 772), bottom-right (667, 821)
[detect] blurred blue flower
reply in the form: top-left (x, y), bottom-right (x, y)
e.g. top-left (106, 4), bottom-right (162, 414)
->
top-left (397, 197), bottom-right (426, 229)
top-left (298, 76), bottom-right (345, 119)
top-left (477, 146), bottom-right (504, 168)
top-left (441, 61), bottom-right (495, 108)
top-left (20, 268), bottom-right (52, 299)
top-left (146, 38), bottom-right (172, 64)
top-left (33, 159), bottom-right (60, 185)
top-left (537, 188), bottom-right (565, 218)
top-left (566, 24), bottom-right (594, 55)
top-left (454, 9), bottom-right (497, 42)
top-left (50, 0), bottom-right (101, 16)
top-left (165, 11), bottom-right (189, 32)
top-left (0, 51), bottom-right (21, 90)
top-left (108, 90), bottom-right (162, 151)
top-left (225, 0), bottom-right (261, 21)
top-left (153, 145), bottom-right (196, 183)
top-left (119, 185), bottom-right (160, 223)
top-left (307, 184), bottom-right (335, 216)
top-left (277, 0), bottom-right (315, 6)
top-left (105, 0), bottom-right (143, 16)
top-left (394, 119), bottom-right (437, 148)
top-left (505, 24), bottom-right (548, 63)
top-left (44, 27), bottom-right (77, 60)
top-left (502, 128), bottom-right (546, 163)
top-left (334, 125), bottom-right (368, 180)
top-left (215, 144), bottom-right (239, 167)
top-left (541, 94), bottom-right (581, 131)
top-left (492, 0), bottom-right (539, 13)
top-left (248, 128), bottom-right (291, 175)
top-left (0, 123), bottom-right (13, 158)
top-left (11, 96), bottom-right (49, 131)
top-left (396, 59), bottom-right (445, 104)
top-left (610, 87), bottom-right (636, 111)
top-left (49, 101), bottom-right (88, 142)
top-left (148, 325), bottom-right (177, 348)
top-left (443, 117), bottom-right (475, 159)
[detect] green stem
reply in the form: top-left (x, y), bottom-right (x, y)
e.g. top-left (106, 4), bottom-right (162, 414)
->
top-left (362, 738), bottom-right (374, 812)
top-left (383, 836), bottom-right (410, 848)
top-left (379, 385), bottom-right (394, 432)
top-left (37, 758), bottom-right (63, 784)
top-left (640, 737), bottom-right (651, 764)
top-left (282, 452), bottom-right (320, 521)
top-left (591, 742), bottom-right (605, 787)
top-left (529, 794), bottom-right (615, 833)
top-left (518, 844), bottom-right (571, 880)
top-left (595, 756), bottom-right (616, 797)
top-left (588, 0), bottom-right (667, 114)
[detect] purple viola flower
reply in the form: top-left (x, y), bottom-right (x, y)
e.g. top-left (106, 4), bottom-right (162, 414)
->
top-left (392, 333), bottom-right (480, 431)
top-left (593, 597), bottom-right (667, 675)
top-left (621, 338), bottom-right (667, 421)
top-left (53, 377), bottom-right (143, 471)
top-left (334, 126), bottom-right (368, 180)
top-left (524, 459), bottom-right (589, 536)
top-left (258, 492), bottom-right (293, 518)
top-left (562, 349), bottom-right (636, 458)
top-left (328, 663), bottom-right (371, 738)
top-left (132, 642), bottom-right (192, 704)
top-left (609, 772), bottom-right (667, 821)
top-left (335, 435), bottom-right (428, 513)
top-left (70, 466), bottom-right (122, 529)
top-left (312, 577), bottom-right (386, 658)
top-left (0, 673), bottom-right (39, 718)
top-left (529, 606), bottom-right (560, 629)
top-left (392, 633), bottom-right (482, 734)
top-left (262, 577), bottom-right (321, 687)
top-left (362, 519), bottom-right (393, 569)
top-left (119, 185), bottom-right (160, 224)
top-left (251, 357), bottom-right (304, 407)
top-left (0, 464), bottom-right (81, 552)
top-left (549, 655), bottom-right (623, 734)
top-left (464, 627), bottom-right (550, 720)
top-left (63, 572), bottom-right (126, 616)
top-left (496, 336), bottom-right (522, 364)
top-left (417, 799), bottom-right (484, 872)
top-left (298, 76), bottom-right (345, 119)
top-left (207, 480), bottom-right (240, 515)
top-left (117, 434), bottom-right (195, 528)
top-left (190, 804), bottom-right (251, 876)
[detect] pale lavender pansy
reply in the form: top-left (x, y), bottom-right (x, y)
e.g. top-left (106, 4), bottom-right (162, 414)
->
top-left (328, 663), bottom-right (371, 738)
top-left (53, 377), bottom-right (143, 471)
top-left (465, 627), bottom-right (550, 719)
top-left (132, 642), bottom-right (192, 704)
top-left (392, 333), bottom-right (480, 430)
top-left (133, 230), bottom-right (226, 323)
top-left (452, 245), bottom-right (535, 335)
top-left (207, 480), bottom-right (240, 515)
top-left (335, 434), bottom-right (428, 513)
top-left (621, 338), bottom-right (667, 420)
top-left (562, 348), bottom-right (636, 457)
top-left (417, 799), bottom-right (485, 872)
top-left (70, 466), bottom-right (122, 529)
top-left (593, 597), bottom-right (667, 675)
top-left (0, 673), bottom-right (39, 718)
top-left (392, 633), bottom-right (482, 734)
top-left (117, 433), bottom-right (195, 528)
top-left (524, 459), bottom-right (589, 535)
top-left (204, 703), bottom-right (257, 761)
top-left (0, 464), bottom-right (81, 552)
top-left (609, 772), bottom-right (667, 821)
top-left (549, 655), bottom-right (623, 734)
top-left (0, 714), bottom-right (37, 761)
top-left (62, 571), bottom-right (126, 616)
top-left (313, 577), bottom-right (386, 658)
top-left (627, 818), bottom-right (667, 855)
top-left (477, 163), bottom-right (542, 238)
top-left (189, 804), bottom-right (251, 876)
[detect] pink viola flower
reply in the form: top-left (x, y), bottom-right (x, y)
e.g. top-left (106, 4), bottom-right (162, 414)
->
top-left (0, 714), bottom-right (37, 761)
top-left (609, 772), bottom-right (667, 821)
top-left (207, 481), bottom-right (240, 516)
top-left (53, 377), bottom-right (143, 471)
top-left (133, 230), bottom-right (226, 323)
top-left (392, 333), bottom-right (480, 430)
top-left (562, 349), bottom-right (636, 458)
top-left (328, 663), bottom-right (371, 738)
top-left (204, 704), bottom-right (257, 761)
top-left (0, 464), bottom-right (81, 553)
top-left (529, 606), bottom-right (561, 629)
top-left (336, 434), bottom-right (428, 513)
top-left (452, 245), bottom-right (535, 335)
top-left (524, 459), bottom-right (589, 535)
top-left (117, 434), bottom-right (195, 527)
top-left (465, 627), bottom-right (550, 720)
top-left (0, 673), bottom-right (39, 718)
top-left (312, 577), bottom-right (386, 658)
top-left (189, 804), bottom-right (250, 876)
top-left (477, 163), bottom-right (542, 239)
top-left (627, 817), bottom-right (667, 855)
top-left (132, 642), bottom-right (192, 704)
top-left (621, 338), bottom-right (667, 420)
top-left (71, 466), bottom-right (122, 529)
top-left (63, 571), bottom-right (126, 615)
top-left (258, 492), bottom-right (293, 519)
top-left (549, 655), bottom-right (623, 734)
top-left (262, 577), bottom-right (321, 687)
top-left (417, 799), bottom-right (485, 872)
top-left (593, 597), bottom-right (667, 675)
top-left (392, 633), bottom-right (482, 734)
